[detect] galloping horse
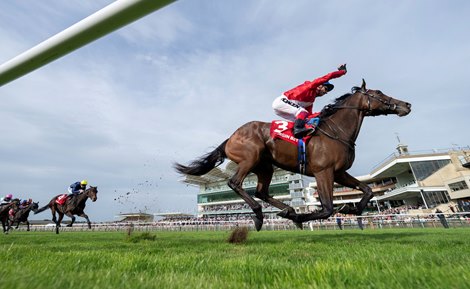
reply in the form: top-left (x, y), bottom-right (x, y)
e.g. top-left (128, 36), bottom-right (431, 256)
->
top-left (6, 201), bottom-right (39, 232)
top-left (0, 199), bottom-right (19, 234)
top-left (35, 186), bottom-right (98, 234)
top-left (175, 80), bottom-right (411, 231)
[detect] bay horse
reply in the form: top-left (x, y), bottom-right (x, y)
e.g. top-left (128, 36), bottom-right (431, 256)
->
top-left (35, 186), bottom-right (98, 234)
top-left (6, 201), bottom-right (39, 232)
top-left (0, 199), bottom-right (20, 234)
top-left (175, 80), bottom-right (411, 231)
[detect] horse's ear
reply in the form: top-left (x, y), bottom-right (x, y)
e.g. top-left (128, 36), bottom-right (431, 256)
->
top-left (361, 79), bottom-right (367, 91)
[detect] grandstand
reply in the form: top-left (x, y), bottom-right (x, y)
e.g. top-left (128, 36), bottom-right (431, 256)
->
top-left (117, 213), bottom-right (154, 222)
top-left (179, 143), bottom-right (470, 217)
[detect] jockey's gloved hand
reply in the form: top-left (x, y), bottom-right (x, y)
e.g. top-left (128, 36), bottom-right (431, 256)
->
top-left (338, 64), bottom-right (347, 72)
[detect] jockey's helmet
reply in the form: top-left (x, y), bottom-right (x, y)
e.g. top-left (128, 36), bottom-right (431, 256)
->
top-left (81, 180), bottom-right (88, 186)
top-left (322, 81), bottom-right (334, 92)
top-left (6, 194), bottom-right (13, 199)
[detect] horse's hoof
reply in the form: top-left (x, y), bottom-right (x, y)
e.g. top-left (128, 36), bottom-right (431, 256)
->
top-left (277, 208), bottom-right (296, 219)
top-left (251, 216), bottom-right (263, 231)
top-left (66, 224), bottom-right (72, 227)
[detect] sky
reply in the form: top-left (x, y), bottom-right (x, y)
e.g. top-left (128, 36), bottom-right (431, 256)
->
top-left (1, 1), bottom-right (469, 222)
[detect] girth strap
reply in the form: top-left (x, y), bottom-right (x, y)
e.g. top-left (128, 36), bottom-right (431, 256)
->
top-left (297, 139), bottom-right (307, 175)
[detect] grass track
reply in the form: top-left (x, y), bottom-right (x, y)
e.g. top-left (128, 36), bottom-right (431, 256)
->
top-left (1, 228), bottom-right (470, 289)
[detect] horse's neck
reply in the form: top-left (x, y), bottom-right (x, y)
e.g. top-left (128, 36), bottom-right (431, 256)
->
top-left (75, 191), bottom-right (89, 204)
top-left (323, 103), bottom-right (365, 144)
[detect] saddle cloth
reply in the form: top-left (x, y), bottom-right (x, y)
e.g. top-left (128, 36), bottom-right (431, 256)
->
top-left (270, 120), bottom-right (313, 145)
top-left (55, 194), bottom-right (68, 205)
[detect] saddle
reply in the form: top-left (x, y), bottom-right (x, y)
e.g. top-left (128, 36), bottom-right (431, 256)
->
top-left (270, 117), bottom-right (320, 174)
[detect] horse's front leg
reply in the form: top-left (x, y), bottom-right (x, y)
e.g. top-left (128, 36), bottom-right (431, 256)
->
top-left (26, 221), bottom-right (30, 231)
top-left (2, 219), bottom-right (7, 234)
top-left (334, 171), bottom-right (373, 216)
top-left (78, 213), bottom-right (92, 229)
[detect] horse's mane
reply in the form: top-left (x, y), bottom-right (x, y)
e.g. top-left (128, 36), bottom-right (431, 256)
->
top-left (318, 86), bottom-right (362, 118)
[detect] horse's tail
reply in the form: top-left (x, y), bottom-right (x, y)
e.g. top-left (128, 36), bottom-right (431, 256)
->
top-left (34, 204), bottom-right (50, 214)
top-left (174, 139), bottom-right (228, 176)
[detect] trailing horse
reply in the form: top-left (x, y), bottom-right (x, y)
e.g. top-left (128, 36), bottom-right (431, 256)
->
top-left (35, 186), bottom-right (98, 234)
top-left (0, 199), bottom-right (20, 234)
top-left (6, 201), bottom-right (39, 233)
top-left (175, 80), bottom-right (411, 231)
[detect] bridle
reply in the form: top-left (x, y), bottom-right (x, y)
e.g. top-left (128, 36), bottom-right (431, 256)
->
top-left (361, 89), bottom-right (397, 116)
top-left (316, 89), bottom-right (398, 150)
top-left (330, 89), bottom-right (398, 115)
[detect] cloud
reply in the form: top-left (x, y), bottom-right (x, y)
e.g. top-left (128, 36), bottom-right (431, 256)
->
top-left (1, 0), bottom-right (469, 221)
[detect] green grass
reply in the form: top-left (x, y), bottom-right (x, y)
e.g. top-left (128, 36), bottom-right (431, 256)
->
top-left (1, 228), bottom-right (470, 289)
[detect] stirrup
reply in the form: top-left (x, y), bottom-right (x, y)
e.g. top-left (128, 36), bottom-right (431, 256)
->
top-left (294, 128), bottom-right (314, 139)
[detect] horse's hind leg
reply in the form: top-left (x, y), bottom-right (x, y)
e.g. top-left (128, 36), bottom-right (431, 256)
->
top-left (295, 169), bottom-right (336, 223)
top-left (56, 212), bottom-right (65, 234)
top-left (26, 221), bottom-right (30, 231)
top-left (252, 164), bottom-right (303, 229)
top-left (228, 164), bottom-right (264, 231)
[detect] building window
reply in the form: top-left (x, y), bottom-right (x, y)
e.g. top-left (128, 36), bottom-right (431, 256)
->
top-left (422, 190), bottom-right (451, 208)
top-left (410, 160), bottom-right (450, 181)
top-left (448, 181), bottom-right (469, 192)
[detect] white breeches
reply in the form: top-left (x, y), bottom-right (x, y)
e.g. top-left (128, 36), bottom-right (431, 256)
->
top-left (272, 95), bottom-right (309, 121)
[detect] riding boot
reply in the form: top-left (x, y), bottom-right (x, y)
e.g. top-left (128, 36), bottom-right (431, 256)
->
top-left (293, 119), bottom-right (314, 139)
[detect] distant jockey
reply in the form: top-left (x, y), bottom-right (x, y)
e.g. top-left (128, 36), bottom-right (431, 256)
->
top-left (272, 64), bottom-right (347, 139)
top-left (19, 199), bottom-right (31, 209)
top-left (68, 180), bottom-right (88, 197)
top-left (0, 194), bottom-right (13, 206)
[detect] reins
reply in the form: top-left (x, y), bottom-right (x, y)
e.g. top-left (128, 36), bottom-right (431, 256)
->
top-left (316, 89), bottom-right (397, 150)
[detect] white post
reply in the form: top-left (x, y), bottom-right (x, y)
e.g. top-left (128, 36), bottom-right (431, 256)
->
top-left (0, 0), bottom-right (176, 87)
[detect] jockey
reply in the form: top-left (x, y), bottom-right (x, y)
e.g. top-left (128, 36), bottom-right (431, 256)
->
top-left (0, 194), bottom-right (13, 205)
top-left (68, 180), bottom-right (88, 197)
top-left (272, 64), bottom-right (347, 138)
top-left (19, 199), bottom-right (31, 209)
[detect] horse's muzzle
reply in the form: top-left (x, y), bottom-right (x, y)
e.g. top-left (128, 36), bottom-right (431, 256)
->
top-left (397, 102), bottom-right (411, 116)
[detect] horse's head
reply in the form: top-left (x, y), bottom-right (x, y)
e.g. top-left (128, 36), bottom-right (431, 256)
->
top-left (10, 198), bottom-right (20, 208)
top-left (31, 202), bottom-right (39, 213)
top-left (354, 79), bottom-right (411, 117)
top-left (86, 186), bottom-right (98, 202)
